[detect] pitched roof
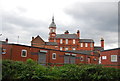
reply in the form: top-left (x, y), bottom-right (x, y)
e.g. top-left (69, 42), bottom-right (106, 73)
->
top-left (45, 42), bottom-right (58, 46)
top-left (31, 35), bottom-right (45, 42)
top-left (55, 34), bottom-right (79, 39)
top-left (80, 39), bottom-right (94, 43)
top-left (94, 46), bottom-right (104, 51)
top-left (101, 48), bottom-right (120, 52)
top-left (67, 50), bottom-right (92, 55)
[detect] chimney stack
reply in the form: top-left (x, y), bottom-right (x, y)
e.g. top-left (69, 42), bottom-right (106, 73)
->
top-left (6, 38), bottom-right (8, 43)
top-left (64, 30), bottom-right (69, 34)
top-left (101, 38), bottom-right (104, 49)
top-left (77, 30), bottom-right (80, 38)
top-left (32, 37), bottom-right (34, 40)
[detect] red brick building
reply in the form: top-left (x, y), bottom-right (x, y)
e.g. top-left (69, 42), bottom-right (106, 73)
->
top-left (100, 48), bottom-right (120, 69)
top-left (31, 16), bottom-right (104, 52)
top-left (1, 41), bottom-right (99, 66)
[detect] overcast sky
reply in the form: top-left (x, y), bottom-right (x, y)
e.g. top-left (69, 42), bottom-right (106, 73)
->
top-left (0, 0), bottom-right (119, 50)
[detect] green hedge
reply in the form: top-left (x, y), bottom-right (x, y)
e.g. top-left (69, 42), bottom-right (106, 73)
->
top-left (2, 59), bottom-right (120, 81)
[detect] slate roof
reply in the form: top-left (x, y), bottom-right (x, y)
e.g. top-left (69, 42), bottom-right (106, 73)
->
top-left (101, 48), bottom-right (120, 52)
top-left (80, 39), bottom-right (94, 43)
top-left (67, 50), bottom-right (100, 56)
top-left (67, 50), bottom-right (92, 55)
top-left (55, 34), bottom-right (79, 39)
top-left (0, 41), bottom-right (7, 44)
top-left (94, 46), bottom-right (104, 51)
top-left (45, 42), bottom-right (58, 46)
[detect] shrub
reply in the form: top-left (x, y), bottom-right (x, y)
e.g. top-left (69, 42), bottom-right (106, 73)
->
top-left (2, 60), bottom-right (120, 81)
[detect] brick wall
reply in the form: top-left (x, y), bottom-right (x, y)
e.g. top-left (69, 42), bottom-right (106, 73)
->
top-left (100, 48), bottom-right (120, 69)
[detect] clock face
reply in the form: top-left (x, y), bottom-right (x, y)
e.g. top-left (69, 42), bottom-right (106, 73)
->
top-left (52, 34), bottom-right (55, 36)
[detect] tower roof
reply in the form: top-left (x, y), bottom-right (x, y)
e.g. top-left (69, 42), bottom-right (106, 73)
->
top-left (49, 16), bottom-right (56, 27)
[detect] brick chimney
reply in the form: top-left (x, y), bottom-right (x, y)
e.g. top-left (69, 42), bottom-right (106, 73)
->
top-left (77, 30), bottom-right (80, 37)
top-left (6, 38), bottom-right (8, 43)
top-left (64, 30), bottom-right (69, 34)
top-left (101, 38), bottom-right (104, 49)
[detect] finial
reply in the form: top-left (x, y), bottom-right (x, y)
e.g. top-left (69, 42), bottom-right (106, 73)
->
top-left (52, 15), bottom-right (54, 22)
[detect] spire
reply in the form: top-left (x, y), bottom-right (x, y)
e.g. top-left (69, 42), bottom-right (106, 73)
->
top-left (49, 16), bottom-right (56, 27)
top-left (52, 16), bottom-right (54, 23)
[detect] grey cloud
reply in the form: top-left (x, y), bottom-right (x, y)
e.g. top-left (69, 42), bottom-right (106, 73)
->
top-left (63, 2), bottom-right (118, 49)
top-left (65, 2), bottom-right (118, 32)
top-left (1, 11), bottom-right (49, 45)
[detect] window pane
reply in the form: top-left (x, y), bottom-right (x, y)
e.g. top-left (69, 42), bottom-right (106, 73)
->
top-left (111, 55), bottom-right (117, 62)
top-left (60, 39), bottom-right (63, 44)
top-left (21, 50), bottom-right (27, 57)
top-left (66, 39), bottom-right (68, 44)
top-left (52, 53), bottom-right (56, 59)
top-left (73, 39), bottom-right (75, 44)
top-left (80, 43), bottom-right (83, 47)
top-left (102, 56), bottom-right (107, 59)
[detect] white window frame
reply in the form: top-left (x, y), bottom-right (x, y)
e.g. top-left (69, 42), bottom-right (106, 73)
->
top-left (90, 43), bottom-right (93, 47)
top-left (60, 39), bottom-right (63, 44)
top-left (80, 43), bottom-right (83, 47)
top-left (111, 55), bottom-right (117, 62)
top-left (52, 53), bottom-right (56, 59)
top-left (72, 47), bottom-right (76, 50)
top-left (73, 39), bottom-right (75, 44)
top-left (52, 34), bottom-right (55, 36)
top-left (66, 39), bottom-right (68, 44)
top-left (102, 56), bottom-right (107, 59)
top-left (85, 43), bottom-right (88, 47)
top-left (60, 47), bottom-right (62, 51)
top-left (2, 49), bottom-right (6, 54)
top-left (21, 49), bottom-right (27, 57)
top-left (65, 47), bottom-right (68, 51)
top-left (80, 56), bottom-right (84, 61)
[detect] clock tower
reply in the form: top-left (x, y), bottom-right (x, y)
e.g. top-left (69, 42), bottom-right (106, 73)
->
top-left (49, 16), bottom-right (56, 42)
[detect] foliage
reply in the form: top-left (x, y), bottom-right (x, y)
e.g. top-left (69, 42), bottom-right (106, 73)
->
top-left (2, 60), bottom-right (120, 81)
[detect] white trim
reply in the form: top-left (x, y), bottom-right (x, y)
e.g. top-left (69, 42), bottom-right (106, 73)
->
top-left (65, 53), bottom-right (70, 56)
top-left (60, 47), bottom-right (62, 50)
top-left (40, 50), bottom-right (47, 53)
top-left (2, 49), bottom-right (6, 54)
top-left (66, 39), bottom-right (68, 44)
top-left (90, 43), bottom-right (93, 47)
top-left (102, 56), bottom-right (107, 59)
top-left (60, 39), bottom-right (63, 44)
top-left (80, 56), bottom-right (84, 61)
top-left (73, 39), bottom-right (75, 44)
top-left (21, 49), bottom-right (27, 57)
top-left (52, 53), bottom-right (56, 59)
top-left (65, 47), bottom-right (68, 51)
top-left (85, 43), bottom-right (88, 47)
top-left (71, 54), bottom-right (76, 56)
top-left (72, 47), bottom-right (76, 50)
top-left (111, 55), bottom-right (117, 62)
top-left (80, 43), bottom-right (83, 47)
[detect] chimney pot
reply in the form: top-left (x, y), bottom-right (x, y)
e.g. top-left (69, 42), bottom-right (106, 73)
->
top-left (32, 37), bottom-right (34, 40)
top-left (6, 38), bottom-right (8, 43)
